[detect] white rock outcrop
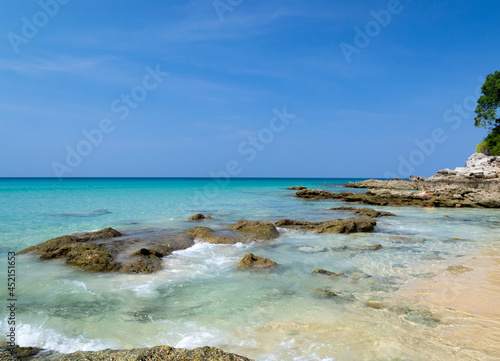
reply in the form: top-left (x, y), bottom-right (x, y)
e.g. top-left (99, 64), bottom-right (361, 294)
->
top-left (429, 153), bottom-right (499, 180)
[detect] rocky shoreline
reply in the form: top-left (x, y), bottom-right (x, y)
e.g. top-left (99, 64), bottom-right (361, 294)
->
top-left (0, 344), bottom-right (253, 361)
top-left (295, 153), bottom-right (500, 208)
top-left (13, 154), bottom-right (497, 359)
top-left (19, 216), bottom-right (379, 274)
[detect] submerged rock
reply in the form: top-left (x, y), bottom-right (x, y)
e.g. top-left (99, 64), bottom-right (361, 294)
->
top-left (329, 244), bottom-right (383, 253)
top-left (295, 246), bottom-right (328, 253)
top-left (312, 288), bottom-right (356, 303)
top-left (275, 217), bottom-right (376, 234)
top-left (187, 213), bottom-right (214, 221)
top-left (238, 253), bottom-right (277, 269)
top-left (447, 265), bottom-right (473, 275)
top-left (364, 303), bottom-right (441, 327)
top-left (312, 269), bottom-right (346, 278)
top-left (2, 344), bottom-right (253, 361)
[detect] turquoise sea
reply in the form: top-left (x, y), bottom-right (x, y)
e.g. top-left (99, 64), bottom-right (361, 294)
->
top-left (1, 178), bottom-right (499, 360)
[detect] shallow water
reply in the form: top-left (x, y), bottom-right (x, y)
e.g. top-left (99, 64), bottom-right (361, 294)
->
top-left (0, 178), bottom-right (499, 360)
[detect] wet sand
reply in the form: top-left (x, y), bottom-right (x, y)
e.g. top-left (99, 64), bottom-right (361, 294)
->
top-left (395, 242), bottom-right (500, 360)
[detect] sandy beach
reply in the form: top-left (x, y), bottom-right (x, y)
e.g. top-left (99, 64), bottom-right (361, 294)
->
top-left (395, 242), bottom-right (500, 359)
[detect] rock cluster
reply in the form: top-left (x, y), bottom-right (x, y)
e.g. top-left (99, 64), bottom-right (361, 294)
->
top-left (429, 153), bottom-right (499, 180)
top-left (274, 217), bottom-right (376, 234)
top-left (337, 153), bottom-right (500, 208)
top-left (0, 344), bottom-right (253, 361)
top-left (19, 228), bottom-right (196, 273)
top-left (328, 206), bottom-right (396, 218)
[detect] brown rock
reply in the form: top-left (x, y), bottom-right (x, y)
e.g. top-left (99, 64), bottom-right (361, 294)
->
top-left (7, 344), bottom-right (253, 361)
top-left (19, 228), bottom-right (122, 256)
top-left (19, 228), bottom-right (195, 274)
top-left (313, 269), bottom-right (346, 278)
top-left (275, 217), bottom-right (376, 234)
top-left (287, 185), bottom-right (308, 190)
top-left (184, 227), bottom-right (244, 244)
top-left (238, 253), bottom-right (277, 269)
top-left (329, 206), bottom-right (396, 218)
top-left (66, 244), bottom-right (120, 272)
top-left (187, 213), bottom-right (214, 221)
top-left (228, 220), bottom-right (280, 241)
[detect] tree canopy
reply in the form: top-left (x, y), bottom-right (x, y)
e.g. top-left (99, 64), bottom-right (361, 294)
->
top-left (474, 71), bottom-right (500, 155)
top-left (474, 71), bottom-right (500, 129)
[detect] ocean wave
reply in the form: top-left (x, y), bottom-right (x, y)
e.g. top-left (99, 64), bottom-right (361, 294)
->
top-left (15, 323), bottom-right (114, 354)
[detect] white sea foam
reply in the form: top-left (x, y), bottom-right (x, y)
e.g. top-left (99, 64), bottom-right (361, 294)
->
top-left (58, 279), bottom-right (98, 296)
top-left (16, 323), bottom-right (113, 354)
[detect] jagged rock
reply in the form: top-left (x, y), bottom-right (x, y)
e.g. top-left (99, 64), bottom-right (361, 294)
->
top-left (429, 153), bottom-right (500, 180)
top-left (275, 217), bottom-right (376, 234)
top-left (313, 269), bottom-right (346, 278)
top-left (296, 187), bottom-right (500, 208)
top-left (18, 227), bottom-right (122, 256)
top-left (329, 206), bottom-right (396, 218)
top-left (287, 185), bottom-right (308, 190)
top-left (65, 243), bottom-right (120, 272)
top-left (336, 154), bottom-right (500, 208)
top-left (184, 227), bottom-right (244, 244)
top-left (187, 213), bottom-right (213, 221)
top-left (77, 227), bottom-right (122, 241)
top-left (355, 208), bottom-right (396, 218)
top-left (328, 206), bottom-right (357, 211)
top-left (409, 175), bottom-right (427, 181)
top-left (238, 253), bottom-right (277, 269)
top-left (2, 344), bottom-right (253, 361)
top-left (345, 179), bottom-right (420, 190)
top-left (228, 220), bottom-right (280, 241)
top-left (295, 189), bottom-right (339, 199)
top-left (19, 228), bottom-right (195, 274)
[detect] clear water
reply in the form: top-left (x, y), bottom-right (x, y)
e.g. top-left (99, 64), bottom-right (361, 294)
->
top-left (0, 178), bottom-right (499, 360)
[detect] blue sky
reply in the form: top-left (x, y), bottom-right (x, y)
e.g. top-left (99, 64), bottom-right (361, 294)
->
top-left (0, 0), bottom-right (498, 177)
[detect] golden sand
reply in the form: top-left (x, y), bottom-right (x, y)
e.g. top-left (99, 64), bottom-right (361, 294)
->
top-left (394, 242), bottom-right (500, 359)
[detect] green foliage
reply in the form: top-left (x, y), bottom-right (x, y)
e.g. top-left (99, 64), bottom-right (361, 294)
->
top-left (484, 125), bottom-right (500, 156)
top-left (474, 71), bottom-right (500, 129)
top-left (476, 141), bottom-right (489, 154)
